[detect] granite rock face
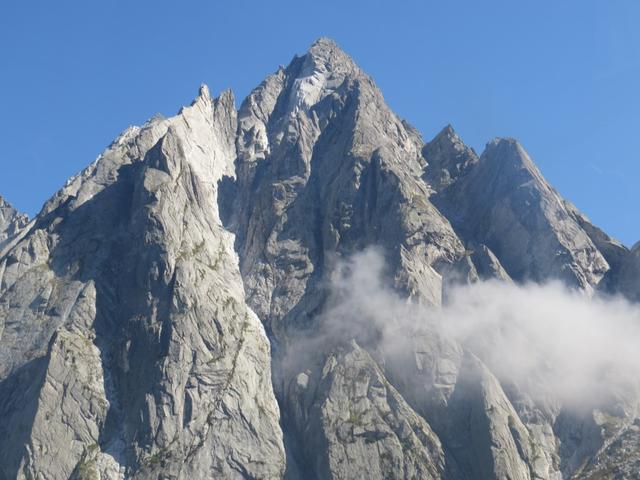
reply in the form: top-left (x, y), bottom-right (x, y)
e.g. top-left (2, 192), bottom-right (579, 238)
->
top-left (565, 202), bottom-right (640, 302)
top-left (1, 38), bottom-right (639, 480)
top-left (0, 196), bottom-right (29, 251)
top-left (425, 134), bottom-right (609, 291)
top-left (444, 353), bottom-right (552, 480)
top-left (0, 86), bottom-right (284, 479)
top-left (228, 37), bottom-right (469, 340)
top-left (286, 341), bottom-right (446, 480)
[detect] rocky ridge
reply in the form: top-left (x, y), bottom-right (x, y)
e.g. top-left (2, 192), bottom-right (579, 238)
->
top-left (0, 86), bottom-right (284, 479)
top-left (0, 196), bottom-right (29, 252)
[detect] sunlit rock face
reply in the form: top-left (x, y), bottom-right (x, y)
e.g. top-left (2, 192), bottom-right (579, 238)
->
top-left (1, 38), bottom-right (638, 480)
top-left (0, 87), bottom-right (284, 480)
top-left (0, 195), bottom-right (29, 251)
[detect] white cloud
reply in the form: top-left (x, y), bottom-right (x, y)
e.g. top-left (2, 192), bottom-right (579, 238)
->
top-left (305, 248), bottom-right (640, 410)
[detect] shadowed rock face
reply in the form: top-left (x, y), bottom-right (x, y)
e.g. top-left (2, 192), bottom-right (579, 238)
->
top-left (566, 204), bottom-right (640, 302)
top-left (287, 341), bottom-right (447, 480)
top-left (425, 135), bottom-right (609, 290)
top-left (1, 38), bottom-right (639, 480)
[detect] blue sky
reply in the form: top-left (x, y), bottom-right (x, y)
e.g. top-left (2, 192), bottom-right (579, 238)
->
top-left (1, 0), bottom-right (638, 246)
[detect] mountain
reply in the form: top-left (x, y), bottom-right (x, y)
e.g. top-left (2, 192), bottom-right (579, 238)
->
top-left (1, 38), bottom-right (638, 479)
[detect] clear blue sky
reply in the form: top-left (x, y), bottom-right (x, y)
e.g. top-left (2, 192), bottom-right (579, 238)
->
top-left (1, 1), bottom-right (638, 246)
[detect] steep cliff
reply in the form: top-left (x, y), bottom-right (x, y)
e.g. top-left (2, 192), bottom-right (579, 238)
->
top-left (0, 87), bottom-right (284, 479)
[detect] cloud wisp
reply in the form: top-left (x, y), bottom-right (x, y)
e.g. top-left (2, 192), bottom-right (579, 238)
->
top-left (306, 248), bottom-right (640, 410)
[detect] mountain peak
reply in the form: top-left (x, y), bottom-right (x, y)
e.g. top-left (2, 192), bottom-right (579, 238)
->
top-left (309, 36), bottom-right (340, 50)
top-left (273, 37), bottom-right (362, 113)
top-left (432, 124), bottom-right (463, 146)
top-left (0, 194), bottom-right (29, 250)
top-left (486, 136), bottom-right (519, 147)
top-left (198, 83), bottom-right (210, 100)
top-left (482, 137), bottom-right (539, 175)
top-left (0, 195), bottom-right (27, 221)
top-left (186, 83), bottom-right (212, 111)
top-left (440, 123), bottom-right (456, 136)
top-left (302, 37), bottom-right (357, 75)
top-left (423, 124), bottom-right (478, 190)
top-left (306, 37), bottom-right (351, 61)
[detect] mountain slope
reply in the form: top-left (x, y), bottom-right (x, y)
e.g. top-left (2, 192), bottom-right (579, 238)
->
top-left (564, 201), bottom-right (640, 302)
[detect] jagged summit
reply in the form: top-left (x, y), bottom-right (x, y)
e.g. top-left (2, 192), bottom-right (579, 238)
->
top-left (183, 83), bottom-right (213, 108)
top-left (428, 124), bottom-right (459, 145)
top-left (429, 133), bottom-right (609, 288)
top-left (425, 123), bottom-right (477, 156)
top-left (198, 82), bottom-right (210, 98)
top-left (441, 124), bottom-right (459, 139)
top-left (0, 195), bottom-right (14, 208)
top-left (482, 136), bottom-right (538, 170)
top-left (285, 37), bottom-right (364, 113)
top-left (475, 137), bottom-right (556, 198)
top-left (235, 37), bottom-right (365, 168)
top-left (0, 195), bottom-right (29, 250)
top-left (423, 124), bottom-right (479, 190)
top-left (305, 36), bottom-right (357, 69)
top-left (309, 36), bottom-right (340, 49)
top-left (38, 85), bottom-right (237, 223)
top-left (0, 195), bottom-right (27, 223)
